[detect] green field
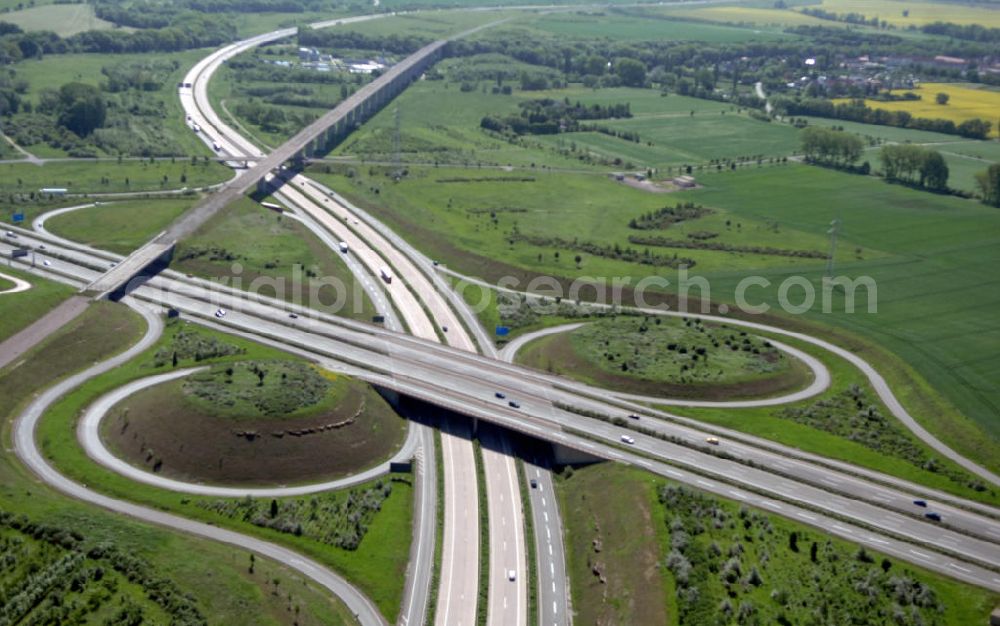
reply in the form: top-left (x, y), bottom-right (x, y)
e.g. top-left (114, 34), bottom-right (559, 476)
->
top-left (670, 166), bottom-right (1000, 446)
top-left (45, 198), bottom-right (195, 254)
top-left (330, 78), bottom-right (799, 170)
top-left (558, 462), bottom-right (999, 626)
top-left (175, 197), bottom-right (375, 322)
top-left (0, 265), bottom-right (75, 343)
top-left (0, 3), bottom-right (119, 36)
top-left (0, 159), bottom-right (231, 196)
top-left (0, 302), bottom-right (356, 625)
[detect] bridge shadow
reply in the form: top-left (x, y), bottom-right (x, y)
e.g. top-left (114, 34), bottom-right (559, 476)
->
top-left (380, 391), bottom-right (599, 472)
top-left (105, 255), bottom-right (173, 302)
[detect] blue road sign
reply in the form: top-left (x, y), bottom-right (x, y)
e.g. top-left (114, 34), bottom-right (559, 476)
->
top-left (495, 326), bottom-right (510, 336)
top-left (12, 213), bottom-right (24, 223)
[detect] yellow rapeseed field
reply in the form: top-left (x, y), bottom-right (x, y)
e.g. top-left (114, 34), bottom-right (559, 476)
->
top-left (835, 83), bottom-right (1000, 137)
top-left (800, 0), bottom-right (1000, 28)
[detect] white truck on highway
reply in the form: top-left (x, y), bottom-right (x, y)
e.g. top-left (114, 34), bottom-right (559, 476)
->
top-left (338, 241), bottom-right (349, 253)
top-left (379, 266), bottom-right (392, 284)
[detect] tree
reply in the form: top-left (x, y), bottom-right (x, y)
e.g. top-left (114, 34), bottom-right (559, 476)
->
top-left (975, 163), bottom-right (1000, 207)
top-left (919, 150), bottom-right (949, 191)
top-left (788, 531), bottom-right (799, 552)
top-left (269, 499), bottom-right (279, 518)
top-left (56, 82), bottom-right (106, 137)
top-left (615, 58), bottom-right (646, 87)
top-left (935, 92), bottom-right (950, 105)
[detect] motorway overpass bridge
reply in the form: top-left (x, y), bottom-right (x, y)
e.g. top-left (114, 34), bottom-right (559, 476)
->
top-left (88, 38), bottom-right (447, 299)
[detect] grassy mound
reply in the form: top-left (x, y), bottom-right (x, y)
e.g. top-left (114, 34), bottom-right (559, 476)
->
top-left (518, 316), bottom-right (811, 400)
top-left (101, 361), bottom-right (407, 486)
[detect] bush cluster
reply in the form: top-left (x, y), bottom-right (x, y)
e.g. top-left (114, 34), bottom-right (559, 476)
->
top-left (779, 386), bottom-right (989, 492)
top-left (198, 480), bottom-right (399, 550)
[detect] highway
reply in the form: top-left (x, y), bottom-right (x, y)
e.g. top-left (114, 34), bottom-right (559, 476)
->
top-left (176, 16), bottom-right (536, 625)
top-left (7, 232), bottom-right (1000, 594)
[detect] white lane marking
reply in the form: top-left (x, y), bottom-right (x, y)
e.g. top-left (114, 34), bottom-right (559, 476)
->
top-left (909, 549), bottom-right (932, 560)
top-left (543, 511), bottom-right (549, 523)
top-left (696, 479), bottom-right (713, 488)
top-left (797, 512), bottom-right (817, 521)
top-left (541, 497), bottom-right (547, 507)
top-left (550, 562), bottom-right (554, 575)
top-left (948, 563), bottom-right (972, 573)
top-left (548, 544), bottom-right (553, 556)
top-left (832, 525), bottom-right (852, 535)
top-left (666, 469), bottom-right (683, 478)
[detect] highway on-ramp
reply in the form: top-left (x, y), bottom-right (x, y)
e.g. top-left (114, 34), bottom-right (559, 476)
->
top-left (10, 298), bottom-right (388, 626)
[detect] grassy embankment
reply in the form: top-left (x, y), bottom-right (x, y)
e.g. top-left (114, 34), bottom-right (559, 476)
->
top-left (0, 301), bottom-right (358, 625)
top-left (174, 197), bottom-right (376, 322)
top-left (44, 198), bottom-right (195, 254)
top-left (0, 265), bottom-right (75, 342)
top-left (556, 463), bottom-right (999, 625)
top-left (32, 315), bottom-right (412, 621)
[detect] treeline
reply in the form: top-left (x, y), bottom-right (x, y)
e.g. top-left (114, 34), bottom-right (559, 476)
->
top-left (92, 0), bottom-right (334, 28)
top-left (800, 127), bottom-right (864, 168)
top-left (801, 7), bottom-right (889, 29)
top-left (879, 144), bottom-right (949, 191)
top-left (628, 234), bottom-right (829, 260)
top-left (298, 28), bottom-right (429, 55)
top-left (921, 21), bottom-right (1000, 43)
top-left (0, 13), bottom-right (237, 58)
top-left (481, 98), bottom-right (631, 136)
top-left (774, 96), bottom-right (993, 140)
top-left (509, 230), bottom-right (696, 269)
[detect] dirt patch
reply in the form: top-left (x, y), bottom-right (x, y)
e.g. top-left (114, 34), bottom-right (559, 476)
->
top-left (101, 377), bottom-right (407, 486)
top-left (618, 175), bottom-right (693, 194)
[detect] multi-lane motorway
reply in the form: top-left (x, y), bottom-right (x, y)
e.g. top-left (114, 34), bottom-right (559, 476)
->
top-left (7, 228), bottom-right (1000, 596)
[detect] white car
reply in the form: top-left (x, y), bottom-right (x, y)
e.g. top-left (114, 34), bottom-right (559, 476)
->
top-left (215, 308), bottom-right (227, 318)
top-left (507, 569), bottom-right (516, 582)
top-left (42, 259), bottom-right (51, 267)
top-left (620, 435), bottom-right (635, 445)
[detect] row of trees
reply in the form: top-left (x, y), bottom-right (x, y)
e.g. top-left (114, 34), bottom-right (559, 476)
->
top-left (775, 97), bottom-right (993, 140)
top-left (0, 12), bottom-right (236, 59)
top-left (879, 144), bottom-right (950, 191)
top-left (800, 127), bottom-right (864, 168)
